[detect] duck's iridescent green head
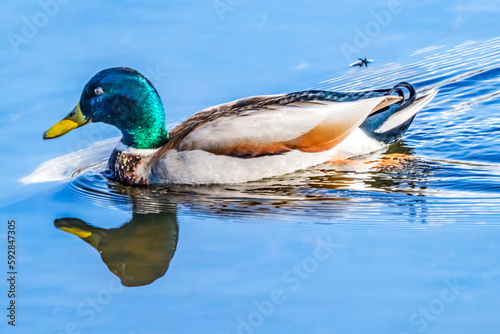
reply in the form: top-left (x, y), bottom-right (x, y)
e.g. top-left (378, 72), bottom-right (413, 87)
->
top-left (43, 67), bottom-right (169, 149)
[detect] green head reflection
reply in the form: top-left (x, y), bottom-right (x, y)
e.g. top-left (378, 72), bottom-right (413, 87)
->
top-left (54, 211), bottom-right (178, 287)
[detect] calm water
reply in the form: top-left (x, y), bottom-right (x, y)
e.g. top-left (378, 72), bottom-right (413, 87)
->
top-left (2, 1), bottom-right (500, 333)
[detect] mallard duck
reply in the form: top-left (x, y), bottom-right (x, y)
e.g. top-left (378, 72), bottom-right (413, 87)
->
top-left (43, 67), bottom-right (436, 185)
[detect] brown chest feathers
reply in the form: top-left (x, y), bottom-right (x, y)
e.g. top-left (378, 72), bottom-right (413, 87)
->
top-left (107, 149), bottom-right (151, 186)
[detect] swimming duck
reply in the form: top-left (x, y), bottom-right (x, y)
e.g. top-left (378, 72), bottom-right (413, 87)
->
top-left (43, 67), bottom-right (436, 185)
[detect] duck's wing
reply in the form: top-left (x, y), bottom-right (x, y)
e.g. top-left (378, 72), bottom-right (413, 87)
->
top-left (196, 94), bottom-right (285, 114)
top-left (350, 60), bottom-right (363, 67)
top-left (162, 93), bottom-right (401, 158)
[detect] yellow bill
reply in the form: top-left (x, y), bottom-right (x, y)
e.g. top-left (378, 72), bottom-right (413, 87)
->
top-left (57, 227), bottom-right (92, 239)
top-left (43, 102), bottom-right (91, 139)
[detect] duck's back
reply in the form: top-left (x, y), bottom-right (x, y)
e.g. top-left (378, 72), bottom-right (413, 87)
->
top-left (148, 87), bottom-right (412, 184)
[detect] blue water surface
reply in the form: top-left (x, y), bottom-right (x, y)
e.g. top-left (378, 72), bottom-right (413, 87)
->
top-left (1, 1), bottom-right (500, 333)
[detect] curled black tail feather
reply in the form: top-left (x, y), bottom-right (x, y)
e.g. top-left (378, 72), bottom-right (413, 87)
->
top-left (368, 82), bottom-right (416, 118)
top-left (387, 82), bottom-right (416, 109)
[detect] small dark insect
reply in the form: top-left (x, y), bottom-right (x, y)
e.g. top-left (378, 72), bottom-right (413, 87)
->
top-left (350, 58), bottom-right (374, 67)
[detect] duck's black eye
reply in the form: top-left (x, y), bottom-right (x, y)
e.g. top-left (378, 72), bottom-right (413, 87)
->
top-left (94, 87), bottom-right (103, 96)
top-left (69, 112), bottom-right (75, 117)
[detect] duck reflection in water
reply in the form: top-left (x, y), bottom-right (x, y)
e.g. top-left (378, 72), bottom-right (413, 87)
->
top-left (50, 139), bottom-right (431, 287)
top-left (54, 210), bottom-right (178, 287)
